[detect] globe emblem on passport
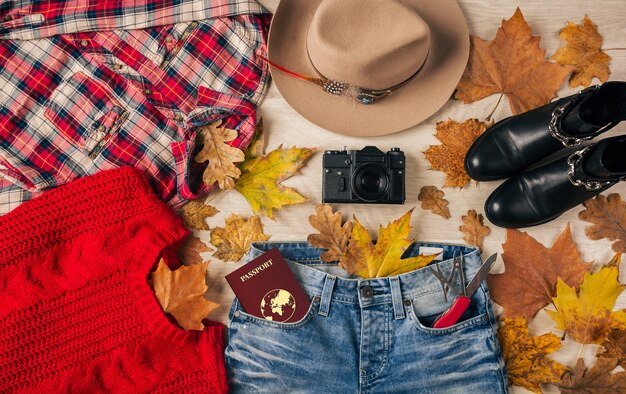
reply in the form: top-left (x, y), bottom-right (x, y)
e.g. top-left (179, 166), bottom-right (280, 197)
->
top-left (260, 289), bottom-right (296, 322)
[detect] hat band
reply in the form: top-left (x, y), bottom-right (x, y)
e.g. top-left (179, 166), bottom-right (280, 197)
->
top-left (258, 51), bottom-right (427, 105)
top-left (307, 52), bottom-right (429, 104)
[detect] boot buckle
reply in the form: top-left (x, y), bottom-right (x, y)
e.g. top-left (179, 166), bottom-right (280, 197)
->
top-left (567, 146), bottom-right (617, 191)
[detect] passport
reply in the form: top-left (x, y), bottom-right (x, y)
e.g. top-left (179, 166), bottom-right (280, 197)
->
top-left (226, 248), bottom-right (311, 323)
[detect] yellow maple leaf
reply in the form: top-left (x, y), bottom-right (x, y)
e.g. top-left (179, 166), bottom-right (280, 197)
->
top-left (194, 121), bottom-right (245, 190)
top-left (552, 15), bottom-right (611, 88)
top-left (236, 146), bottom-right (316, 219)
top-left (547, 265), bottom-right (626, 344)
top-left (151, 258), bottom-right (219, 331)
top-left (342, 209), bottom-right (436, 278)
top-left (210, 214), bottom-right (271, 262)
top-left (235, 122), bottom-right (316, 219)
top-left (499, 317), bottom-right (569, 393)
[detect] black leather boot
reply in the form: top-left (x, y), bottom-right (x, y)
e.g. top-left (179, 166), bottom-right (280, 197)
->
top-left (465, 82), bottom-right (626, 181)
top-left (484, 135), bottom-right (626, 228)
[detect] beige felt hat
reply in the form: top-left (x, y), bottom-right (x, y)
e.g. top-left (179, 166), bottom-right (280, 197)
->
top-left (267, 0), bottom-right (470, 136)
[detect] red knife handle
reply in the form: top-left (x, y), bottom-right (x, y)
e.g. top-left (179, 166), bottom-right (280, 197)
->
top-left (432, 296), bottom-right (471, 329)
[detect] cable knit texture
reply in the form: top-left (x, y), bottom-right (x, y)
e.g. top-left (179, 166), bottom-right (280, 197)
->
top-left (0, 167), bottom-right (228, 393)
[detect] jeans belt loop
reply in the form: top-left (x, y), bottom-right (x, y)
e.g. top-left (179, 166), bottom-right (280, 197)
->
top-left (318, 275), bottom-right (337, 317)
top-left (389, 276), bottom-right (406, 320)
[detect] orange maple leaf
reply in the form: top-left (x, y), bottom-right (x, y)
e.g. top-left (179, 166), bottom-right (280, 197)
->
top-left (487, 224), bottom-right (591, 319)
top-left (455, 8), bottom-right (571, 115)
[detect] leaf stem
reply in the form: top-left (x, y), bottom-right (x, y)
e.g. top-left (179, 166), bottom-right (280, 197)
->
top-left (486, 94), bottom-right (504, 122)
top-left (604, 47), bottom-right (626, 51)
top-left (577, 343), bottom-right (585, 359)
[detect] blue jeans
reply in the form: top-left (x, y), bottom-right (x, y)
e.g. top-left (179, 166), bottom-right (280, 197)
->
top-left (225, 242), bottom-right (508, 393)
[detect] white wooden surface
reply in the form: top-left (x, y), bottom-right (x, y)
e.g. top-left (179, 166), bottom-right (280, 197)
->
top-left (202, 1), bottom-right (626, 392)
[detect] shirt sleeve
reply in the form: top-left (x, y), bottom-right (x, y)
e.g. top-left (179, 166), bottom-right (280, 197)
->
top-left (0, 0), bottom-right (269, 40)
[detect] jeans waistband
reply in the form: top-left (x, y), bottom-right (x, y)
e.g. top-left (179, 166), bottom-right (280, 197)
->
top-left (248, 241), bottom-right (484, 318)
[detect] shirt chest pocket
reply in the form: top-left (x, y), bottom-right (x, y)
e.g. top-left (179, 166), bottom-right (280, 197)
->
top-left (45, 72), bottom-right (127, 158)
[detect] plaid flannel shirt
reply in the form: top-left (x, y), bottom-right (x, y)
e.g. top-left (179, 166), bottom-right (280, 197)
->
top-left (0, 0), bottom-right (271, 215)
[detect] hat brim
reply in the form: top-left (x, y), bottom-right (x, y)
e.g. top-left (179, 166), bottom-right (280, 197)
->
top-left (268, 0), bottom-right (469, 136)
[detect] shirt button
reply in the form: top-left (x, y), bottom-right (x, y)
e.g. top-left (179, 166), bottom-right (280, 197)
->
top-left (80, 40), bottom-right (89, 47)
top-left (3, 15), bottom-right (12, 22)
top-left (234, 311), bottom-right (240, 318)
top-left (165, 37), bottom-right (173, 43)
top-left (96, 125), bottom-right (105, 132)
top-left (174, 114), bottom-right (184, 122)
top-left (113, 64), bottom-right (123, 70)
top-left (403, 299), bottom-right (411, 306)
top-left (361, 285), bottom-right (374, 298)
top-left (144, 88), bottom-right (152, 95)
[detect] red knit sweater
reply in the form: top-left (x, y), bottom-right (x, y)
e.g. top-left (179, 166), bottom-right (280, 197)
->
top-left (0, 167), bottom-right (228, 393)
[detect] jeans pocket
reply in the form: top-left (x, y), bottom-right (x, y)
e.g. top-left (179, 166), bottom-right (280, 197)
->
top-left (230, 296), bottom-right (320, 330)
top-left (44, 72), bottom-right (128, 158)
top-left (407, 285), bottom-right (491, 336)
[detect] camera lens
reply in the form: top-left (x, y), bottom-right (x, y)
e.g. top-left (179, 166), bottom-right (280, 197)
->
top-left (352, 164), bottom-right (389, 202)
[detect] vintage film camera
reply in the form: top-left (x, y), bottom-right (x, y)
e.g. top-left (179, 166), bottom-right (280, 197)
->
top-left (322, 146), bottom-right (405, 204)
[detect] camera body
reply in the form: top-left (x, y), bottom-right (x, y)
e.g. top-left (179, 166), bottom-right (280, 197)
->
top-left (322, 146), bottom-right (405, 204)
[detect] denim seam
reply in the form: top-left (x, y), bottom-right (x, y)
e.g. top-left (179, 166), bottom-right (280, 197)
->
top-left (362, 305), bottom-right (392, 385)
top-left (484, 284), bottom-right (509, 391)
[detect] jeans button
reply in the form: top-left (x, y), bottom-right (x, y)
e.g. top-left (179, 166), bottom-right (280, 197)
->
top-left (361, 285), bottom-right (374, 298)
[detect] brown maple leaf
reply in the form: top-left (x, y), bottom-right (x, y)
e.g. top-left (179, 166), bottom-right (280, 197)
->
top-left (423, 119), bottom-right (491, 188)
top-left (151, 257), bottom-right (219, 331)
top-left (552, 16), bottom-right (610, 88)
top-left (180, 197), bottom-right (218, 231)
top-left (455, 8), bottom-right (571, 115)
top-left (178, 235), bottom-right (213, 265)
top-left (210, 214), bottom-right (271, 262)
top-left (558, 358), bottom-right (626, 393)
top-left (579, 193), bottom-right (626, 254)
top-left (194, 120), bottom-right (245, 190)
top-left (459, 209), bottom-right (490, 250)
top-left (488, 224), bottom-right (591, 319)
top-left (499, 318), bottom-right (569, 393)
top-left (599, 327), bottom-right (626, 369)
top-left (307, 204), bottom-right (353, 262)
top-left (418, 186), bottom-right (451, 219)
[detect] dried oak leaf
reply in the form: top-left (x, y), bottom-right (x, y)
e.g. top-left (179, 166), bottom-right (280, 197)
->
top-left (235, 123), bottom-right (316, 219)
top-left (455, 8), bottom-right (571, 115)
top-left (307, 204), bottom-right (353, 262)
top-left (547, 264), bottom-right (626, 344)
top-left (423, 119), bottom-right (491, 188)
top-left (418, 186), bottom-right (451, 219)
top-left (342, 209), bottom-right (436, 278)
top-left (459, 209), bottom-right (490, 250)
top-left (579, 193), bottom-right (626, 254)
top-left (178, 235), bottom-right (213, 265)
top-left (210, 214), bottom-right (271, 262)
top-left (598, 327), bottom-right (626, 369)
top-left (152, 257), bottom-right (219, 331)
top-left (499, 317), bottom-right (568, 393)
top-left (488, 224), bottom-right (591, 319)
top-left (558, 357), bottom-right (626, 393)
top-left (194, 120), bottom-right (245, 190)
top-left (552, 16), bottom-right (610, 88)
top-left (180, 197), bottom-right (218, 231)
